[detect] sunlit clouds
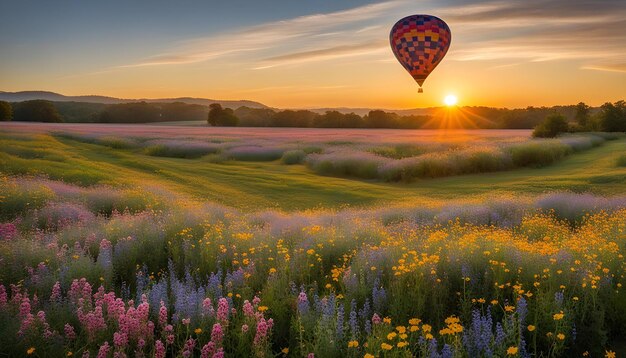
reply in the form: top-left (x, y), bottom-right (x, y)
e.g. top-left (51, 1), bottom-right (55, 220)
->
top-left (0, 0), bottom-right (624, 108)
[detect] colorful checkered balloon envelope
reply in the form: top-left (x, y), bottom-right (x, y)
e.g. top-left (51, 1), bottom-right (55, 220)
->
top-left (390, 15), bottom-right (451, 93)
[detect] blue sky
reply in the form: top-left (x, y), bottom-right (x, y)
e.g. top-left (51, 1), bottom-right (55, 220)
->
top-left (1, 0), bottom-right (624, 108)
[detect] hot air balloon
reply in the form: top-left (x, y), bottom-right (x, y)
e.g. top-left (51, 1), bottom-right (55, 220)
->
top-left (390, 15), bottom-right (451, 93)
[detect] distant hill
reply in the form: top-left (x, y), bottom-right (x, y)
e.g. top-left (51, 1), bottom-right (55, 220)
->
top-left (0, 91), bottom-right (269, 109)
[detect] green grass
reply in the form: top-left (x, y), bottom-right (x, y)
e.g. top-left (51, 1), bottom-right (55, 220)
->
top-left (1, 131), bottom-right (625, 211)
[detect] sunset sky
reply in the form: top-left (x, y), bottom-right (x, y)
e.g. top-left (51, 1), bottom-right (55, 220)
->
top-left (1, 0), bottom-right (624, 109)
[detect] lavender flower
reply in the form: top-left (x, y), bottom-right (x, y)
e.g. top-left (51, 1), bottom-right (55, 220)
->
top-left (336, 303), bottom-right (344, 339)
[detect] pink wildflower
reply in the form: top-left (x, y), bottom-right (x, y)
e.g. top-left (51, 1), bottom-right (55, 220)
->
top-left (113, 331), bottom-right (128, 349)
top-left (211, 323), bottom-right (224, 345)
top-left (50, 281), bottom-right (62, 302)
top-left (96, 342), bottom-right (110, 358)
top-left (64, 323), bottom-right (76, 340)
top-left (154, 340), bottom-right (166, 358)
top-left (201, 341), bottom-right (216, 358)
top-left (253, 318), bottom-right (269, 345)
top-left (216, 298), bottom-right (229, 322)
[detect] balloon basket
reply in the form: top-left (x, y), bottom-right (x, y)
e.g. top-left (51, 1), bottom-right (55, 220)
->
top-left (418, 88), bottom-right (423, 93)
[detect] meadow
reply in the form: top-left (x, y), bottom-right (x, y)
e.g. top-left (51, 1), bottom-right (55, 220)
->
top-left (1, 122), bottom-right (626, 357)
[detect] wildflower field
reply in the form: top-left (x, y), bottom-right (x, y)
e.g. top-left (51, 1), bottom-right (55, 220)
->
top-left (1, 123), bottom-right (626, 357)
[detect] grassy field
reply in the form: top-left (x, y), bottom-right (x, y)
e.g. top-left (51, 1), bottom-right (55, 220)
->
top-left (1, 123), bottom-right (625, 357)
top-left (1, 123), bottom-right (625, 210)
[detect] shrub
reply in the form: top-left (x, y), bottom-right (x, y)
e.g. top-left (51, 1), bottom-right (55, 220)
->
top-left (507, 141), bottom-right (572, 167)
top-left (281, 150), bottom-right (306, 164)
top-left (306, 152), bottom-right (383, 179)
top-left (532, 113), bottom-right (569, 138)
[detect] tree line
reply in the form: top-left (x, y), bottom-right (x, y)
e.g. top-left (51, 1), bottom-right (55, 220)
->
top-left (532, 101), bottom-right (626, 137)
top-left (1, 99), bottom-right (625, 132)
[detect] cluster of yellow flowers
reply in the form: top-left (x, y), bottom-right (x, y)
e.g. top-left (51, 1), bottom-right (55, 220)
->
top-left (439, 316), bottom-right (463, 336)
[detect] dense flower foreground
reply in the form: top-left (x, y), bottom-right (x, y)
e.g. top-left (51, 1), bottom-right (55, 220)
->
top-left (0, 176), bottom-right (625, 357)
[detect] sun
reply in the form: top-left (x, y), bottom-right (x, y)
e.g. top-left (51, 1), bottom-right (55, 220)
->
top-left (444, 94), bottom-right (458, 107)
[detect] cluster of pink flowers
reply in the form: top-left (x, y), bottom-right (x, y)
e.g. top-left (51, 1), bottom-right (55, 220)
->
top-left (253, 317), bottom-right (274, 346)
top-left (154, 339), bottom-right (166, 358)
top-left (242, 299), bottom-right (255, 317)
top-left (0, 276), bottom-right (277, 356)
top-left (50, 281), bottom-right (62, 302)
top-left (97, 341), bottom-right (110, 358)
top-left (77, 303), bottom-right (107, 339)
top-left (18, 296), bottom-right (34, 335)
top-left (182, 338), bottom-right (196, 357)
top-left (201, 341), bottom-right (216, 358)
top-left (0, 222), bottom-right (18, 240)
top-left (69, 278), bottom-right (93, 305)
top-left (158, 301), bottom-right (168, 327)
top-left (211, 323), bottom-right (224, 345)
top-left (65, 323), bottom-right (77, 340)
top-left (216, 297), bottom-right (229, 322)
top-left (117, 296), bottom-right (154, 345)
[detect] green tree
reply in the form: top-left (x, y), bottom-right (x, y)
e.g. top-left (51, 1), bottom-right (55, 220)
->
top-left (270, 110), bottom-right (317, 127)
top-left (574, 102), bottom-right (590, 129)
top-left (13, 100), bottom-right (62, 122)
top-left (207, 103), bottom-right (239, 126)
top-left (598, 100), bottom-right (626, 132)
top-left (99, 102), bottom-right (160, 123)
top-left (234, 106), bottom-right (276, 127)
top-left (532, 113), bottom-right (569, 138)
top-left (364, 110), bottom-right (399, 128)
top-left (0, 100), bottom-right (12, 121)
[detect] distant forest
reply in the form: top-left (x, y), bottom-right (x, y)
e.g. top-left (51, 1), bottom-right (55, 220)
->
top-left (0, 99), bottom-right (624, 130)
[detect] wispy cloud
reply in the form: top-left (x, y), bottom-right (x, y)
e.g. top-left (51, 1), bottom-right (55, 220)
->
top-left (117, 0), bottom-right (625, 76)
top-left (254, 41), bottom-right (388, 69)
top-left (582, 63), bottom-right (626, 73)
top-left (121, 1), bottom-right (407, 69)
top-left (438, 0), bottom-right (626, 72)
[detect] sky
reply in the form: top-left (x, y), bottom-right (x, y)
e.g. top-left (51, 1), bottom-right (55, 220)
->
top-left (1, 0), bottom-right (625, 109)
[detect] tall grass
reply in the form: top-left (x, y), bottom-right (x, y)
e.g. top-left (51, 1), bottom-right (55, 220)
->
top-left (143, 140), bottom-right (220, 158)
top-left (225, 146), bottom-right (285, 161)
top-left (306, 151), bottom-right (384, 179)
top-left (306, 136), bottom-right (603, 181)
top-left (0, 177), bottom-right (625, 356)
